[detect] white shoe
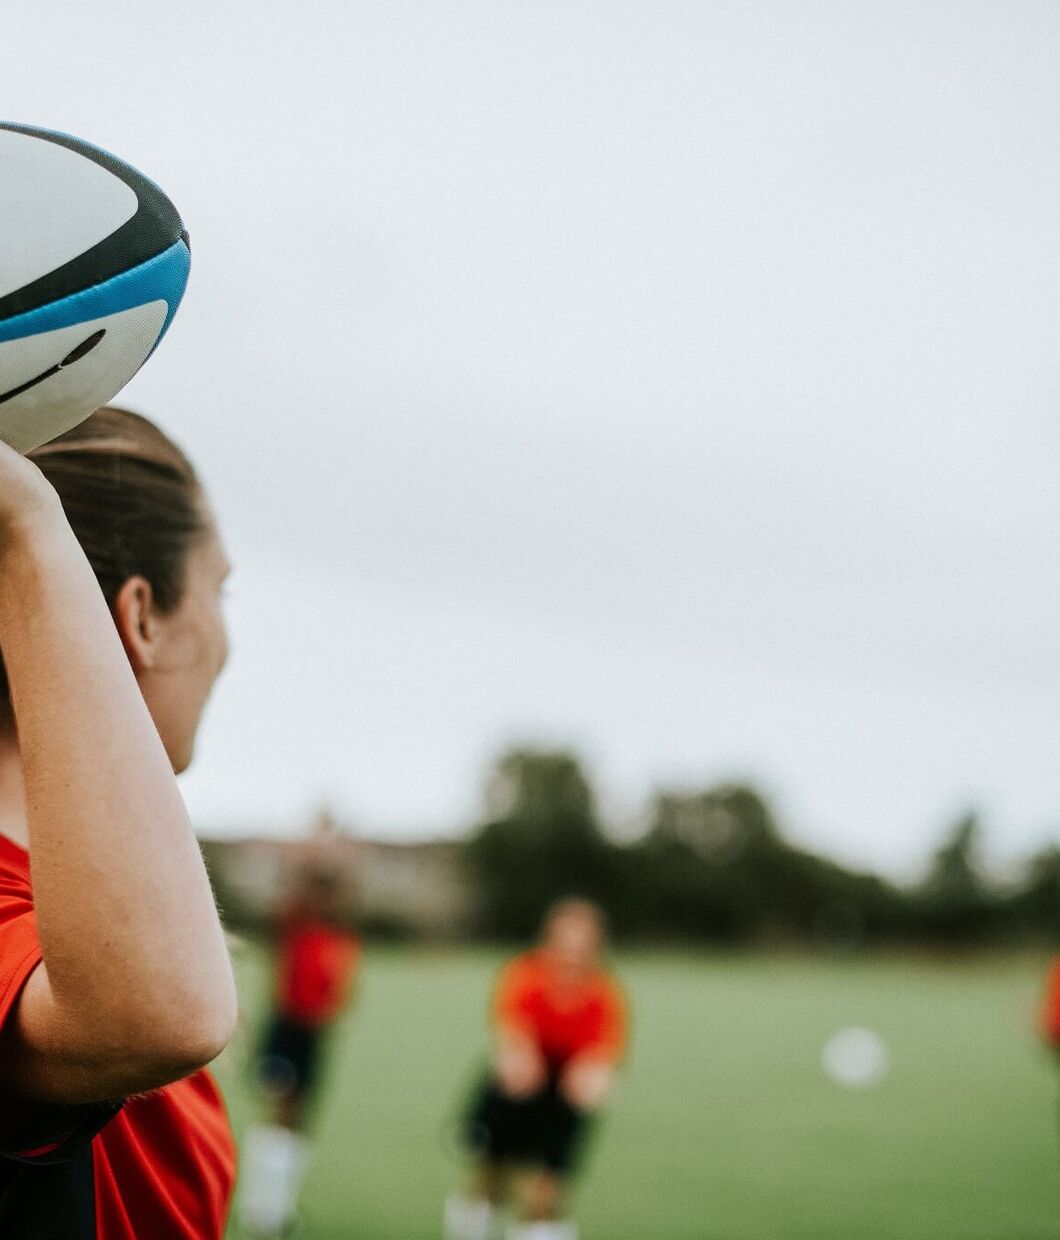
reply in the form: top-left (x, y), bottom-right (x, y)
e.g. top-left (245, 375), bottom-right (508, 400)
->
top-left (505, 1222), bottom-right (579, 1240)
top-left (444, 1194), bottom-right (498, 1240)
top-left (238, 1124), bottom-right (310, 1238)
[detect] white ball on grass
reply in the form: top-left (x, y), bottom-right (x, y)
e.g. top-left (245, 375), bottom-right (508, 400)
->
top-left (820, 1026), bottom-right (890, 1089)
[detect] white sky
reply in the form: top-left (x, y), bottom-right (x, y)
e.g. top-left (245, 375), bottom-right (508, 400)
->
top-left (5, 1), bottom-right (1060, 874)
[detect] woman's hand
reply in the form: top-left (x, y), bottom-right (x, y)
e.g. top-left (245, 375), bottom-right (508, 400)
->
top-left (0, 442), bottom-right (62, 552)
top-left (560, 1057), bottom-right (614, 1111)
top-left (495, 1036), bottom-right (547, 1099)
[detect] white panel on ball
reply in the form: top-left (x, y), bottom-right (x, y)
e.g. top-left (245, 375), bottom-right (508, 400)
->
top-left (0, 301), bottom-right (167, 453)
top-left (0, 130), bottom-right (138, 299)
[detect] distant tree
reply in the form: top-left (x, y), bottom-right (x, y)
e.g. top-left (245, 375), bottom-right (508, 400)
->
top-left (650, 784), bottom-right (778, 861)
top-left (467, 748), bottom-right (617, 938)
top-left (463, 770), bottom-right (1031, 948)
top-left (926, 814), bottom-right (983, 892)
top-left (628, 784), bottom-right (785, 942)
top-left (1010, 843), bottom-right (1060, 942)
top-left (630, 782), bottom-right (911, 945)
top-left (914, 813), bottom-right (998, 941)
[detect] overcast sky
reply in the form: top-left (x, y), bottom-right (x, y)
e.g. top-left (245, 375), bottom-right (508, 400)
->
top-left (6, 1), bottom-right (1060, 874)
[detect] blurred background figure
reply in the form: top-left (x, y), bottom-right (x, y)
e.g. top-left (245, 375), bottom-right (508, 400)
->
top-left (1039, 956), bottom-right (1060, 1061)
top-left (446, 899), bottom-right (628, 1240)
top-left (1039, 956), bottom-right (1060, 1037)
top-left (239, 817), bottom-right (361, 1239)
top-left (1037, 958), bottom-right (1060, 1169)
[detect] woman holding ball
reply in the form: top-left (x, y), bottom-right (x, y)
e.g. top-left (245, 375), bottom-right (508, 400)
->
top-left (0, 407), bottom-right (238, 1238)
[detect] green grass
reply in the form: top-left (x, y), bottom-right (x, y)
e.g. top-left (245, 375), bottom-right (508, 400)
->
top-left (218, 948), bottom-right (1060, 1239)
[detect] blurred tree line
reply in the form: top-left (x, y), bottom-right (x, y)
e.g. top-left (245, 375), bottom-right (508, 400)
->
top-left (466, 747), bottom-right (1060, 947)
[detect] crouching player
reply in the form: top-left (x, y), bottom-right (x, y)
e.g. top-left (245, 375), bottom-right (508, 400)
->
top-left (446, 899), bottom-right (628, 1240)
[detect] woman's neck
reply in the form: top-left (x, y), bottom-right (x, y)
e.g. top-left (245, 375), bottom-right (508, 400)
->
top-left (0, 735), bottom-right (29, 851)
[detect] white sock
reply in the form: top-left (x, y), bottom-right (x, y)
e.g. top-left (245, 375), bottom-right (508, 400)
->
top-left (238, 1124), bottom-right (310, 1236)
top-left (505, 1222), bottom-right (579, 1240)
top-left (444, 1195), bottom-right (498, 1240)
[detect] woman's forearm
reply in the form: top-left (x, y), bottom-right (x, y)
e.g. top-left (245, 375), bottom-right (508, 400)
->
top-left (0, 511), bottom-right (236, 1096)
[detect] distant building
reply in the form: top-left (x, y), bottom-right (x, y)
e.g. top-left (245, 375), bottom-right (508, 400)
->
top-left (201, 811), bottom-right (472, 939)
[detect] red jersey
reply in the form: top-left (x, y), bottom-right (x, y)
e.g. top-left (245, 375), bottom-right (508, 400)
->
top-left (275, 916), bottom-right (359, 1028)
top-left (0, 833), bottom-right (236, 1239)
top-left (493, 949), bottom-right (628, 1069)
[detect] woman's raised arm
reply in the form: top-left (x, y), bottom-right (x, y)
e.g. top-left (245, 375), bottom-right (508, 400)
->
top-left (0, 443), bottom-right (237, 1103)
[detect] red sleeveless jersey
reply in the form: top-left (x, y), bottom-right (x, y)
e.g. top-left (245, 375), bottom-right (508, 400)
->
top-left (0, 833), bottom-right (236, 1239)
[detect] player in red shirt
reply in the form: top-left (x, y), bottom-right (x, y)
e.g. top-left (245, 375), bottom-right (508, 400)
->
top-left (0, 408), bottom-right (238, 1238)
top-left (1039, 957), bottom-right (1060, 1050)
top-left (263, 869), bottom-right (360, 1128)
top-left (240, 867), bottom-right (359, 1238)
top-left (445, 899), bottom-right (628, 1240)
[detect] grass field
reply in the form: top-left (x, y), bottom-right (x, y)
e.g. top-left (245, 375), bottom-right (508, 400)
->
top-left (218, 948), bottom-right (1060, 1240)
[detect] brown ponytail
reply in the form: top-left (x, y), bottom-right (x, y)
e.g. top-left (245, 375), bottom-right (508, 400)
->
top-left (0, 407), bottom-right (207, 724)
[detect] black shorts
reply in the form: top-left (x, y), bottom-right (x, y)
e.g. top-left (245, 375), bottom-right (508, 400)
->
top-left (258, 1015), bottom-right (322, 1099)
top-left (465, 1075), bottom-right (592, 1175)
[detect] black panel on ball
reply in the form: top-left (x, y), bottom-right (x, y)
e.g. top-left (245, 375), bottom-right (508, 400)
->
top-left (0, 122), bottom-right (188, 323)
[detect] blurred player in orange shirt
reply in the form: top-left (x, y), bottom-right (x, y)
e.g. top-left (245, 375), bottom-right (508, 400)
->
top-left (241, 868), bottom-right (360, 1238)
top-left (445, 898), bottom-right (629, 1240)
top-left (1040, 957), bottom-right (1060, 1051)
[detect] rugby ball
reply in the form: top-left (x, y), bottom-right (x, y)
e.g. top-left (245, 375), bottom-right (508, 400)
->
top-left (0, 122), bottom-right (190, 453)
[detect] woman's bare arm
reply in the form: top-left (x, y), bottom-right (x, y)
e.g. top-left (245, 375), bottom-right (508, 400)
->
top-left (0, 448), bottom-right (236, 1103)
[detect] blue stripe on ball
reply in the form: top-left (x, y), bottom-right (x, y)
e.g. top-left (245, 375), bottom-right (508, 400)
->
top-left (0, 239), bottom-right (190, 347)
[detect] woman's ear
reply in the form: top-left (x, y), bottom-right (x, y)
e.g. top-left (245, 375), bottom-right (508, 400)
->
top-left (113, 576), bottom-right (159, 674)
